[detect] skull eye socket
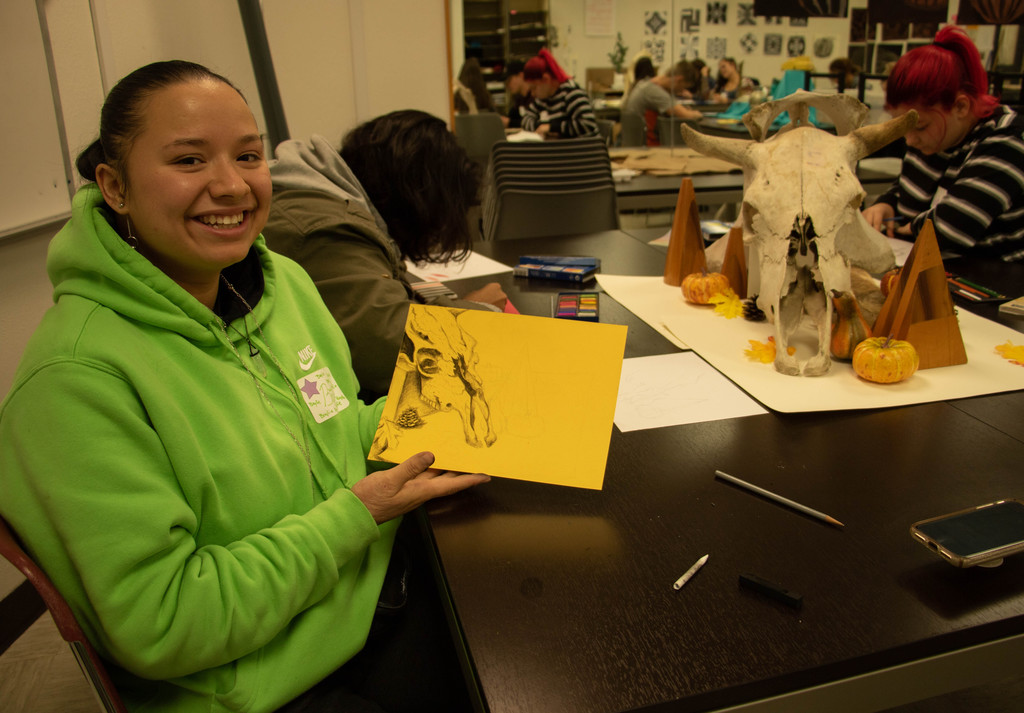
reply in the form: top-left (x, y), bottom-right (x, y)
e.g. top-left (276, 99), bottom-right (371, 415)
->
top-left (416, 348), bottom-right (443, 375)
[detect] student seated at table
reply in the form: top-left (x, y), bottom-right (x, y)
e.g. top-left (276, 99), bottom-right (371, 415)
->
top-left (687, 59), bottom-right (716, 102)
top-left (0, 59), bottom-right (490, 713)
top-left (829, 57), bottom-right (860, 92)
top-left (504, 57), bottom-right (532, 128)
top-left (711, 57), bottom-right (755, 103)
top-left (263, 110), bottom-right (507, 400)
top-left (454, 56), bottom-right (496, 115)
top-left (622, 57), bottom-right (704, 146)
top-left (520, 48), bottom-right (599, 138)
top-left (862, 26), bottom-right (1024, 262)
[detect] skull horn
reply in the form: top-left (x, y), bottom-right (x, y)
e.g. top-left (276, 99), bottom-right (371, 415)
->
top-left (680, 124), bottom-right (755, 169)
top-left (847, 110), bottom-right (918, 161)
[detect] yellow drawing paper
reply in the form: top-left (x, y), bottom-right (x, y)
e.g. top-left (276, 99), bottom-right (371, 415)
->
top-left (369, 304), bottom-right (627, 489)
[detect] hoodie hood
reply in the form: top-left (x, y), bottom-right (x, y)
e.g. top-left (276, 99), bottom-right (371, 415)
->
top-left (271, 134), bottom-right (391, 239)
top-left (47, 184), bottom-right (274, 348)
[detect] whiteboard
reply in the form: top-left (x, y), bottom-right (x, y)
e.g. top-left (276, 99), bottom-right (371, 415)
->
top-left (0, 0), bottom-right (71, 239)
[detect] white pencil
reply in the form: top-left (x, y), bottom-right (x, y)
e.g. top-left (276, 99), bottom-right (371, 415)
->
top-left (715, 470), bottom-right (845, 528)
top-left (673, 554), bottom-right (709, 590)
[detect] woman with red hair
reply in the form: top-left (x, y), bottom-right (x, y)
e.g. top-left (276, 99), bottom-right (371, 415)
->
top-left (520, 49), bottom-right (599, 138)
top-left (862, 26), bottom-right (1024, 262)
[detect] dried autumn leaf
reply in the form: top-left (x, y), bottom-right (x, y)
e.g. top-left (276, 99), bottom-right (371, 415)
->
top-left (995, 340), bottom-right (1024, 367)
top-left (744, 338), bottom-right (776, 363)
top-left (709, 288), bottom-right (743, 319)
top-left (744, 336), bottom-right (797, 364)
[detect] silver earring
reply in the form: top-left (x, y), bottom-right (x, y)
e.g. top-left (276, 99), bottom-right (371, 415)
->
top-left (118, 201), bottom-right (124, 209)
top-left (125, 216), bottom-right (138, 250)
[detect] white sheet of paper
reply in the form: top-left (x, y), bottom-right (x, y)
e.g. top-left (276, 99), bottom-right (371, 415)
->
top-left (597, 274), bottom-right (691, 349)
top-left (405, 251), bottom-right (513, 282)
top-left (614, 352), bottom-right (767, 432)
top-left (597, 273), bottom-right (1024, 413)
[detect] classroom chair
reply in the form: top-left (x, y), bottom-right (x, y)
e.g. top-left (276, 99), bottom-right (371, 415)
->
top-left (0, 514), bottom-right (128, 713)
top-left (483, 136), bottom-right (618, 241)
top-left (619, 111), bottom-right (646, 147)
top-left (656, 116), bottom-right (697, 149)
top-left (454, 112), bottom-right (507, 169)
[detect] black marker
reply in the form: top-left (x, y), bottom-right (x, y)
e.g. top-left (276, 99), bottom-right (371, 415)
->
top-left (739, 573), bottom-right (803, 608)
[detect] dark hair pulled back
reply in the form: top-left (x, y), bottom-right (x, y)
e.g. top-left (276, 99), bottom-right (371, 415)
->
top-left (75, 60), bottom-right (242, 183)
top-left (340, 110), bottom-right (481, 264)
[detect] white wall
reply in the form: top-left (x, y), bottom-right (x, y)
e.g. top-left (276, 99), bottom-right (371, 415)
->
top-left (0, 0), bottom-right (452, 397)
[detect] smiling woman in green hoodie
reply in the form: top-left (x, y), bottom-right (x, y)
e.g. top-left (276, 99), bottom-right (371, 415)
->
top-left (0, 60), bottom-right (488, 713)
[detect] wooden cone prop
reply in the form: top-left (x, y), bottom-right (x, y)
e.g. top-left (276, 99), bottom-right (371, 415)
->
top-left (872, 220), bottom-right (967, 370)
top-left (663, 178), bottom-right (706, 286)
top-left (720, 225), bottom-right (747, 299)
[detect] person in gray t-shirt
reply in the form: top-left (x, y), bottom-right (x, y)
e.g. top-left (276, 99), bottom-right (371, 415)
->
top-left (622, 57), bottom-right (703, 145)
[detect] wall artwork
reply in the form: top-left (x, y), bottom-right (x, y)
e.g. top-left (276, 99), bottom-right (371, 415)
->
top-left (680, 7), bottom-right (702, 32)
top-left (679, 33), bottom-right (703, 58)
top-left (737, 3), bottom-right (757, 24)
top-left (708, 2), bottom-right (728, 23)
top-left (369, 304), bottom-right (627, 490)
top-left (763, 15), bottom-right (785, 24)
top-left (740, 32), bottom-right (759, 53)
top-left (813, 36), bottom-right (835, 57)
top-left (645, 9), bottom-right (669, 35)
top-left (707, 36), bottom-right (728, 58)
top-left (790, 16), bottom-right (809, 26)
top-left (765, 32), bottom-right (784, 54)
top-left (644, 37), bottom-right (668, 63)
top-left (645, 9), bottom-right (670, 64)
top-left (787, 35), bottom-right (807, 56)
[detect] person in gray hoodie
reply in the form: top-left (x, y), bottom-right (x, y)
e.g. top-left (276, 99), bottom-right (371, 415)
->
top-left (264, 110), bottom-right (506, 401)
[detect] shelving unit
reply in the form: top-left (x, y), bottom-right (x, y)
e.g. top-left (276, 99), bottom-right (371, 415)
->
top-left (463, 0), bottom-right (548, 111)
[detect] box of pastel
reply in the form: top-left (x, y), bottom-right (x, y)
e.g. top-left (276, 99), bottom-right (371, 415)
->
top-left (554, 292), bottom-right (600, 321)
top-left (513, 255), bottom-right (600, 283)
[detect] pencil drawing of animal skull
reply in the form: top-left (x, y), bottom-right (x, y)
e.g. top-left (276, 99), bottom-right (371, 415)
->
top-left (395, 306), bottom-right (496, 448)
top-left (681, 91), bottom-right (916, 375)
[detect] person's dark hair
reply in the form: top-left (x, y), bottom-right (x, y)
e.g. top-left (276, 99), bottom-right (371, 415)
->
top-left (507, 58), bottom-right (526, 76)
top-left (885, 25), bottom-right (997, 119)
top-left (340, 110), bottom-right (481, 263)
top-left (714, 57), bottom-right (740, 93)
top-left (455, 57), bottom-right (496, 114)
top-left (633, 57), bottom-right (657, 82)
top-left (75, 60), bottom-right (242, 184)
top-left (671, 60), bottom-right (699, 92)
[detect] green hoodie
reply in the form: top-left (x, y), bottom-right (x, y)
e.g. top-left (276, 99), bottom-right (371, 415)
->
top-left (0, 185), bottom-right (397, 712)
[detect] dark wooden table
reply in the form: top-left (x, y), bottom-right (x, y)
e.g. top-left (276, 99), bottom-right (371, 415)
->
top-left (422, 231), bottom-right (1024, 713)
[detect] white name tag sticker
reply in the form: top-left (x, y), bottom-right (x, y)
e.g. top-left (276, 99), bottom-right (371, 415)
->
top-left (297, 367), bottom-right (350, 423)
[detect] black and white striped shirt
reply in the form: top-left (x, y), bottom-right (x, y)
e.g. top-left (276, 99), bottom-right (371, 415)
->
top-left (521, 80), bottom-right (599, 138)
top-left (874, 105), bottom-right (1024, 262)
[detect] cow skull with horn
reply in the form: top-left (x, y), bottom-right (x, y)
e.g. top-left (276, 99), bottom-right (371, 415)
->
top-left (680, 90), bottom-right (916, 376)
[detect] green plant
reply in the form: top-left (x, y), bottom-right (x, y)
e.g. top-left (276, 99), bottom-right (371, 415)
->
top-left (608, 32), bottom-right (627, 73)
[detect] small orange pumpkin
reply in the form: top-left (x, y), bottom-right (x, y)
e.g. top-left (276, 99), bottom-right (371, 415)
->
top-left (852, 336), bottom-right (919, 384)
top-left (880, 268), bottom-right (901, 297)
top-left (681, 271), bottom-right (730, 305)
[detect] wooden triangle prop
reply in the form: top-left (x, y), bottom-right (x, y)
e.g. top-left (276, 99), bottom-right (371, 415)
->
top-left (872, 220), bottom-right (967, 370)
top-left (664, 178), bottom-right (706, 286)
top-left (720, 226), bottom-right (747, 299)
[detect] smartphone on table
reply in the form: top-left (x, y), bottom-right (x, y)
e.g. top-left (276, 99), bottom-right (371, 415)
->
top-left (910, 499), bottom-right (1024, 568)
